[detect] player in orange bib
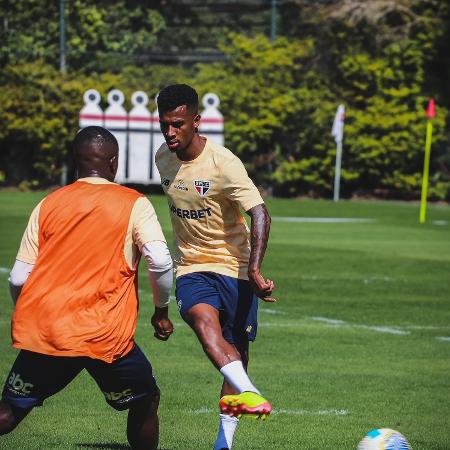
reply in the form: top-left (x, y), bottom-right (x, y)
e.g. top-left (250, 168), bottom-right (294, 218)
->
top-left (0, 126), bottom-right (174, 450)
top-left (156, 84), bottom-right (276, 450)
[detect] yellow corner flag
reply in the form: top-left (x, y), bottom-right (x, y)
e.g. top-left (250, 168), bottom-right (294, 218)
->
top-left (419, 99), bottom-right (435, 224)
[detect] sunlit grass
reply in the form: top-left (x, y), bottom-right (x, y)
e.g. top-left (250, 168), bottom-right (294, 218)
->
top-left (0, 192), bottom-right (449, 449)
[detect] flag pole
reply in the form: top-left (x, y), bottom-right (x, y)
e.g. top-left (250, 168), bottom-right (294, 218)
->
top-left (334, 140), bottom-right (343, 202)
top-left (331, 104), bottom-right (345, 202)
top-left (419, 99), bottom-right (435, 224)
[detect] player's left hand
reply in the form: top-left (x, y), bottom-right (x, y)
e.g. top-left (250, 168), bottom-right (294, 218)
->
top-left (249, 270), bottom-right (276, 303)
top-left (151, 307), bottom-right (174, 341)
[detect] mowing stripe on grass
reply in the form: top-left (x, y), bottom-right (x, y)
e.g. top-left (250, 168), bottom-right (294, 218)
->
top-left (272, 217), bottom-right (376, 223)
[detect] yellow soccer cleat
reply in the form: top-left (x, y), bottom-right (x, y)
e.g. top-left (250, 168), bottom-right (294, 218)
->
top-left (219, 391), bottom-right (272, 420)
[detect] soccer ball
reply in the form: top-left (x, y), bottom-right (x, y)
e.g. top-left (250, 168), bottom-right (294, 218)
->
top-left (358, 428), bottom-right (412, 450)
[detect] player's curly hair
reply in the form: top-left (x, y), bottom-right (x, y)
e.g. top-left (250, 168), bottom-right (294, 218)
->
top-left (157, 84), bottom-right (198, 114)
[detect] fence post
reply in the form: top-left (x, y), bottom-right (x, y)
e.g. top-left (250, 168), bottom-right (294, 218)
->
top-left (79, 89), bottom-right (103, 127)
top-left (199, 93), bottom-right (224, 146)
top-left (151, 98), bottom-right (164, 183)
top-left (80, 90), bottom-right (224, 185)
top-left (128, 91), bottom-right (152, 183)
top-left (104, 90), bottom-right (128, 183)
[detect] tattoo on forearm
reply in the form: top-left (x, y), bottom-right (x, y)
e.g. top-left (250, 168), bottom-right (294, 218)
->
top-left (247, 204), bottom-right (271, 273)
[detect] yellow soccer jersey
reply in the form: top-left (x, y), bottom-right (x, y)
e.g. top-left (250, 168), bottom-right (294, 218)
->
top-left (155, 138), bottom-right (264, 280)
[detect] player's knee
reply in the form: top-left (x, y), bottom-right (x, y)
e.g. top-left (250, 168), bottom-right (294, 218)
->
top-left (131, 387), bottom-right (160, 415)
top-left (148, 387), bottom-right (160, 411)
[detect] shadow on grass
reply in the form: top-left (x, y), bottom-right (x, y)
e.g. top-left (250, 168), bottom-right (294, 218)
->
top-left (77, 445), bottom-right (172, 450)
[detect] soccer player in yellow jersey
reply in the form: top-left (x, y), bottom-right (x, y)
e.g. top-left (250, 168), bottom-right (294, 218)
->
top-left (156, 84), bottom-right (276, 450)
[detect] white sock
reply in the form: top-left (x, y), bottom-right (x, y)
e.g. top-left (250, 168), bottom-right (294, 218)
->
top-left (219, 360), bottom-right (260, 394)
top-left (213, 414), bottom-right (239, 450)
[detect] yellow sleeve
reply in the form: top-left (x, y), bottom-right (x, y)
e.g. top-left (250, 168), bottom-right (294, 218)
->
top-left (131, 197), bottom-right (166, 250)
top-left (221, 155), bottom-right (264, 211)
top-left (16, 200), bottom-right (43, 264)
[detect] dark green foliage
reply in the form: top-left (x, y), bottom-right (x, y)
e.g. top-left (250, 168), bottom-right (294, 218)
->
top-left (0, 62), bottom-right (82, 187)
top-left (0, 0), bottom-right (449, 199)
top-left (0, 62), bottom-right (191, 186)
top-left (0, 0), bottom-right (165, 71)
top-left (194, 33), bottom-right (334, 195)
top-left (193, 31), bottom-right (449, 199)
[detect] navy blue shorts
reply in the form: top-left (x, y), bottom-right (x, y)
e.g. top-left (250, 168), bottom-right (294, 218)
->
top-left (2, 344), bottom-right (157, 411)
top-left (176, 272), bottom-right (258, 344)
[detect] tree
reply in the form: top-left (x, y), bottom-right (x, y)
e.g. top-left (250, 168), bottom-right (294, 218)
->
top-left (0, 62), bottom-right (84, 186)
top-left (0, 0), bottom-right (449, 198)
top-left (0, 0), bottom-right (165, 72)
top-left (0, 61), bottom-right (191, 187)
top-left (269, 0), bottom-right (450, 198)
top-left (195, 33), bottom-right (336, 195)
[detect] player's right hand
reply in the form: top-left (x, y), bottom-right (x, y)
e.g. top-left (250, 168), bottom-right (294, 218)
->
top-left (151, 307), bottom-right (174, 341)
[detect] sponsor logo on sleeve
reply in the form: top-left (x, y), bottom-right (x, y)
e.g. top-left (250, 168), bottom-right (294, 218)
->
top-left (194, 180), bottom-right (211, 197)
top-left (174, 179), bottom-right (188, 191)
top-left (161, 177), bottom-right (170, 187)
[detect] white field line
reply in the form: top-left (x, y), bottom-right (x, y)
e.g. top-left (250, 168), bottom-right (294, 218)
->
top-left (188, 407), bottom-right (348, 416)
top-left (135, 313), bottom-right (450, 337)
top-left (272, 217), bottom-right (376, 224)
top-left (272, 408), bottom-right (349, 416)
top-left (433, 220), bottom-right (449, 226)
top-left (162, 321), bottom-right (311, 329)
top-left (1, 316), bottom-right (448, 344)
top-left (361, 325), bottom-right (409, 335)
top-left (310, 316), bottom-right (410, 335)
top-left (3, 319), bottom-right (449, 344)
top-left (260, 307), bottom-right (286, 315)
top-left (310, 316), bottom-right (450, 333)
top-left (258, 322), bottom-right (307, 328)
top-left (299, 275), bottom-right (398, 284)
top-left (0, 267), bottom-right (10, 274)
top-left (169, 320), bottom-right (299, 329)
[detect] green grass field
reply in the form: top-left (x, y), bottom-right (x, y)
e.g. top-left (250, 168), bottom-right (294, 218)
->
top-left (0, 192), bottom-right (449, 449)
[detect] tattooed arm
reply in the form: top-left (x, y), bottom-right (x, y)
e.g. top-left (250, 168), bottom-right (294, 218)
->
top-left (246, 204), bottom-right (276, 302)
